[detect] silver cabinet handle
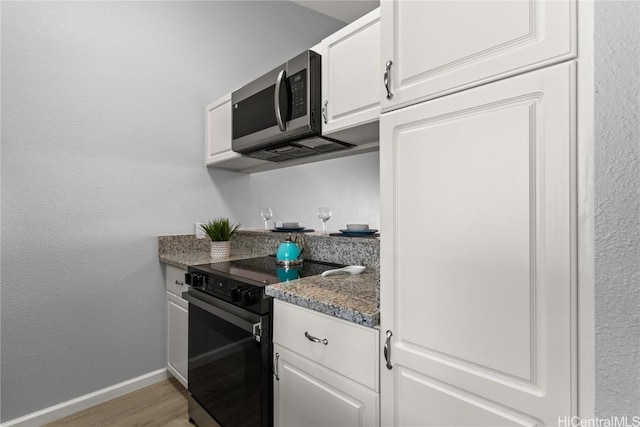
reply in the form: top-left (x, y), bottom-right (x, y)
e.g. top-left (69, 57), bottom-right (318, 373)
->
top-left (174, 280), bottom-right (184, 286)
top-left (305, 331), bottom-right (328, 345)
top-left (322, 100), bottom-right (328, 124)
top-left (274, 70), bottom-right (286, 131)
top-left (384, 330), bottom-right (393, 369)
top-left (274, 352), bottom-right (280, 381)
top-left (384, 60), bottom-right (394, 100)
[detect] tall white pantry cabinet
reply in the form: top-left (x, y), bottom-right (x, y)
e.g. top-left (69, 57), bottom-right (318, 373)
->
top-left (379, 1), bottom-right (591, 426)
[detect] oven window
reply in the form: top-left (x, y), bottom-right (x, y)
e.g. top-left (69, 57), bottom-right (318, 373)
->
top-left (188, 303), bottom-right (263, 427)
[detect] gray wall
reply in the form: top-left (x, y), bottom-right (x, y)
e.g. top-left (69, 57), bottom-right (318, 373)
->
top-left (594, 0), bottom-right (640, 418)
top-left (0, 1), bottom-right (352, 422)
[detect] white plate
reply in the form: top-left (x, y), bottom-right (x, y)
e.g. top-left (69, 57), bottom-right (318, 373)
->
top-left (274, 226), bottom-right (306, 232)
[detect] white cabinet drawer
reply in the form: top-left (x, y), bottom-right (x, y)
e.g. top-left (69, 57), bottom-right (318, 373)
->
top-left (273, 299), bottom-right (379, 391)
top-left (165, 264), bottom-right (187, 296)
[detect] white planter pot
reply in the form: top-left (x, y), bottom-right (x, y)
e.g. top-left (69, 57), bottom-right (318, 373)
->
top-left (210, 241), bottom-right (231, 260)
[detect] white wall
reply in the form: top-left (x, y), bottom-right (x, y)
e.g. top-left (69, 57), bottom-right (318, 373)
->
top-left (207, 152), bottom-right (380, 232)
top-left (594, 0), bottom-right (640, 418)
top-left (0, 1), bottom-right (353, 422)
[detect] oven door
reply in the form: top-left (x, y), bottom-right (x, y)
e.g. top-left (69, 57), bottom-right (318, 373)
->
top-left (186, 291), bottom-right (271, 427)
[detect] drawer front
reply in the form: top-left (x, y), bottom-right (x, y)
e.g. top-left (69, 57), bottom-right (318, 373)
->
top-left (273, 299), bottom-right (379, 391)
top-left (165, 265), bottom-right (187, 296)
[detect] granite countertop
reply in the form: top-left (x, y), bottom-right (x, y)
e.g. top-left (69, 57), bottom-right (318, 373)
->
top-left (159, 233), bottom-right (380, 328)
top-left (265, 270), bottom-right (379, 328)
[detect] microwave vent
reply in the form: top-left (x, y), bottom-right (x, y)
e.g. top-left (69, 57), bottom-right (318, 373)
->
top-left (245, 138), bottom-right (352, 163)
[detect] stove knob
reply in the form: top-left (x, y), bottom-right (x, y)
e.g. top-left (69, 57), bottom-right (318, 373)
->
top-left (231, 287), bottom-right (241, 302)
top-left (192, 274), bottom-right (207, 287)
top-left (241, 290), bottom-right (256, 306)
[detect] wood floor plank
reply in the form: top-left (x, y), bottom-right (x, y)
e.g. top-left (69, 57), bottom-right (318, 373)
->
top-left (44, 377), bottom-right (191, 427)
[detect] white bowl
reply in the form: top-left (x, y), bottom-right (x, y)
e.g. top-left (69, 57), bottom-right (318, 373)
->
top-left (282, 222), bottom-right (302, 229)
top-left (346, 223), bottom-right (369, 231)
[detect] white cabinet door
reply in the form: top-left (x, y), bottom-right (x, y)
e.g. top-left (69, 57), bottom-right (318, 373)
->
top-left (380, 63), bottom-right (576, 426)
top-left (206, 94), bottom-right (233, 164)
top-left (167, 291), bottom-right (188, 388)
top-left (319, 8), bottom-right (380, 144)
top-left (380, 0), bottom-right (576, 112)
top-left (205, 94), bottom-right (269, 170)
top-left (274, 345), bottom-right (379, 427)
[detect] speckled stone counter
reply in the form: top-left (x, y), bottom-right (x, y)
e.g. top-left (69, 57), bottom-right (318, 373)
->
top-left (159, 252), bottom-right (211, 269)
top-left (158, 234), bottom-right (269, 269)
top-left (158, 230), bottom-right (380, 327)
top-left (265, 270), bottom-right (379, 328)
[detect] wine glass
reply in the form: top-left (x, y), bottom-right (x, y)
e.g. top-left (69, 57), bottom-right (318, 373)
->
top-left (317, 207), bottom-right (331, 235)
top-left (260, 208), bottom-right (273, 230)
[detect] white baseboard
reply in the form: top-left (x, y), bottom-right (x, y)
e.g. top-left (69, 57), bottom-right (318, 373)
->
top-left (1, 368), bottom-right (169, 427)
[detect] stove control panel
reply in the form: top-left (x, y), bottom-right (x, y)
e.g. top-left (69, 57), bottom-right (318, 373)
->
top-left (185, 271), bottom-right (269, 314)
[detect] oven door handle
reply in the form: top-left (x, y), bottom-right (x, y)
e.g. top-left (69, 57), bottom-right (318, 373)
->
top-left (185, 293), bottom-right (256, 334)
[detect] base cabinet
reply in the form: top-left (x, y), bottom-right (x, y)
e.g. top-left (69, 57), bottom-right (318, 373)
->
top-left (273, 300), bottom-right (379, 427)
top-left (274, 345), bottom-right (379, 427)
top-left (167, 292), bottom-right (188, 388)
top-left (165, 265), bottom-right (188, 388)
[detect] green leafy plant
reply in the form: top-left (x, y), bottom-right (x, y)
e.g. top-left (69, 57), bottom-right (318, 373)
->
top-left (200, 218), bottom-right (241, 241)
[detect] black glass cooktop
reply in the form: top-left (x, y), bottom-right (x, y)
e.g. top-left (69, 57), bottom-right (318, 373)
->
top-left (190, 255), bottom-right (344, 287)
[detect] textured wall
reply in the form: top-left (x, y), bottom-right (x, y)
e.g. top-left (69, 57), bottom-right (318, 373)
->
top-left (594, 0), bottom-right (640, 417)
top-left (0, 1), bottom-right (356, 422)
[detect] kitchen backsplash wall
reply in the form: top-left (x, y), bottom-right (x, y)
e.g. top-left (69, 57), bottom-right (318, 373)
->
top-left (231, 231), bottom-right (380, 271)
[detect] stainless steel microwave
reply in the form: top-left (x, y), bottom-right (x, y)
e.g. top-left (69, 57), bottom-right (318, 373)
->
top-left (231, 50), bottom-right (352, 162)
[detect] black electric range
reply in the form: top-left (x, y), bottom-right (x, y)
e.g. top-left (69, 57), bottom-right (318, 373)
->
top-left (186, 255), bottom-right (343, 315)
top-left (183, 256), bottom-right (343, 427)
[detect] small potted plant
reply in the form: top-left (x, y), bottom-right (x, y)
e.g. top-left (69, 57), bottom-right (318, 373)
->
top-left (200, 218), bottom-right (241, 260)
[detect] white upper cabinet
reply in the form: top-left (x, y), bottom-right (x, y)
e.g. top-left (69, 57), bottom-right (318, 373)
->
top-left (318, 8), bottom-right (380, 144)
top-left (205, 94), bottom-right (270, 170)
top-left (380, 0), bottom-right (577, 112)
top-left (206, 94), bottom-right (231, 164)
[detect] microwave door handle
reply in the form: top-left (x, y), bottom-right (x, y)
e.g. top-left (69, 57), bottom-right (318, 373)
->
top-left (274, 70), bottom-right (286, 132)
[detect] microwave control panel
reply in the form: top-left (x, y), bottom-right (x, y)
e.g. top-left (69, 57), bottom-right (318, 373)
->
top-left (289, 69), bottom-right (307, 120)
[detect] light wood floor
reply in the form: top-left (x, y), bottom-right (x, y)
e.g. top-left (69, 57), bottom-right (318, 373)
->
top-left (44, 377), bottom-right (192, 427)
